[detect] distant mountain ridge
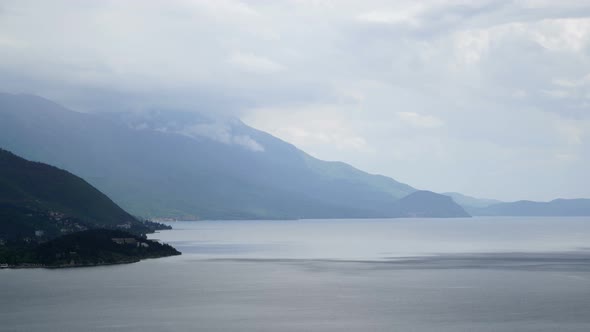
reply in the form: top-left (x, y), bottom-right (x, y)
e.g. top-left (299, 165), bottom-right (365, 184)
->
top-left (0, 93), bottom-right (468, 219)
top-left (442, 192), bottom-right (502, 209)
top-left (441, 191), bottom-right (590, 217)
top-left (472, 198), bottom-right (590, 216)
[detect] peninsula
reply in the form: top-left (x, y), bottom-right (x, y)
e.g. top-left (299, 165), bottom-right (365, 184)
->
top-left (0, 148), bottom-right (180, 268)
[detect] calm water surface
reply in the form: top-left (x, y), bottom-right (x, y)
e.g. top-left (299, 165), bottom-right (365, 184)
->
top-left (2, 217), bottom-right (590, 331)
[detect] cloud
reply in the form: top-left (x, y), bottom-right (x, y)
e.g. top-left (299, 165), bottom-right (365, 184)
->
top-left (0, 0), bottom-right (589, 200)
top-left (542, 89), bottom-right (570, 99)
top-left (228, 52), bottom-right (285, 73)
top-left (242, 104), bottom-right (373, 156)
top-left (183, 122), bottom-right (265, 152)
top-left (396, 112), bottom-right (444, 128)
top-left (232, 135), bottom-right (265, 152)
top-left (184, 123), bottom-right (233, 144)
top-left (356, 4), bottom-right (424, 26)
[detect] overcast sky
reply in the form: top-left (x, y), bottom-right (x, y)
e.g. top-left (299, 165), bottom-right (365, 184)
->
top-left (1, 0), bottom-right (589, 201)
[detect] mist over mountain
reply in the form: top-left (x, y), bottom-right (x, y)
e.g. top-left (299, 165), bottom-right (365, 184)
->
top-left (442, 192), bottom-right (502, 209)
top-left (0, 93), bottom-right (468, 220)
top-left (441, 192), bottom-right (503, 215)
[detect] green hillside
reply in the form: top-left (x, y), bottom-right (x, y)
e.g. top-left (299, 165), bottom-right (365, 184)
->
top-left (0, 149), bottom-right (177, 267)
top-left (0, 148), bottom-right (137, 225)
top-left (0, 148), bottom-right (166, 242)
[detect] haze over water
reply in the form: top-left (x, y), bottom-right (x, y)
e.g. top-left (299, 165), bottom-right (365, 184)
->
top-left (161, 217), bottom-right (590, 260)
top-left (3, 217), bottom-right (590, 331)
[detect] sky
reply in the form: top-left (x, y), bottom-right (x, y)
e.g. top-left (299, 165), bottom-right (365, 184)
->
top-left (0, 0), bottom-right (589, 201)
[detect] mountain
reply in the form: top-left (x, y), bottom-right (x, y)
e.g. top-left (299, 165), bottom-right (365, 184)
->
top-left (442, 192), bottom-right (502, 208)
top-left (396, 191), bottom-right (471, 218)
top-left (442, 192), bottom-right (502, 215)
top-left (0, 149), bottom-right (178, 267)
top-left (442, 192), bottom-right (590, 217)
top-left (0, 93), bottom-right (469, 219)
top-left (473, 199), bottom-right (590, 216)
top-left (0, 148), bottom-right (164, 240)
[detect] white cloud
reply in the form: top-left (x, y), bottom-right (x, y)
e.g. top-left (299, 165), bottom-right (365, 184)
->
top-left (556, 120), bottom-right (585, 146)
top-left (184, 123), bottom-right (232, 144)
top-left (542, 89), bottom-right (570, 99)
top-left (232, 135), bottom-right (265, 152)
top-left (531, 18), bottom-right (590, 52)
top-left (396, 112), bottom-right (445, 128)
top-left (182, 122), bottom-right (265, 152)
top-left (452, 29), bottom-right (491, 65)
top-left (228, 52), bottom-right (285, 73)
top-left (194, 0), bottom-right (260, 18)
top-left (242, 104), bottom-right (373, 157)
top-left (356, 5), bottom-right (424, 27)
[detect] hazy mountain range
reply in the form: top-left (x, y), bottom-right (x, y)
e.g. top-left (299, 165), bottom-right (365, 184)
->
top-left (472, 199), bottom-right (590, 217)
top-left (441, 192), bottom-right (590, 217)
top-left (1, 92), bottom-right (588, 219)
top-left (441, 192), bottom-right (503, 210)
top-left (0, 93), bottom-right (467, 219)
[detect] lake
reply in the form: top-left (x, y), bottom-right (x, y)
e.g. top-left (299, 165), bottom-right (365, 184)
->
top-left (2, 217), bottom-right (590, 331)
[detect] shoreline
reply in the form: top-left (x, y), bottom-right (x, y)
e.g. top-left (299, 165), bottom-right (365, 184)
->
top-left (0, 253), bottom-right (180, 270)
top-left (1, 259), bottom-right (139, 270)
